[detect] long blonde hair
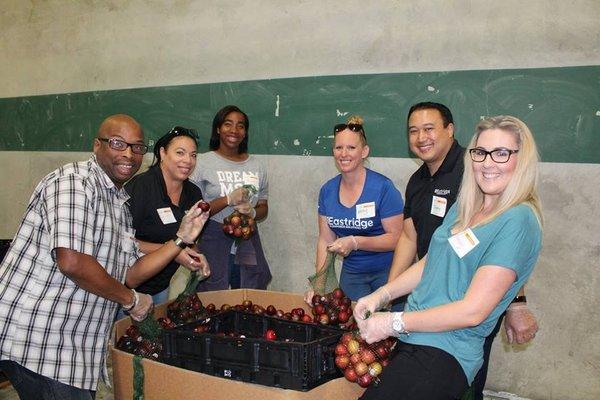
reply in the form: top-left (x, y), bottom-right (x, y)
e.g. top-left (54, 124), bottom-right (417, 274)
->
top-left (454, 115), bottom-right (543, 230)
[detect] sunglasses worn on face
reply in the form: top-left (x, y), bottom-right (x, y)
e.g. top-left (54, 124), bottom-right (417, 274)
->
top-left (333, 124), bottom-right (366, 138)
top-left (98, 137), bottom-right (148, 155)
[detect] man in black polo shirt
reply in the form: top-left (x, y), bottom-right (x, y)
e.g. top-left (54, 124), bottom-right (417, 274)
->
top-left (388, 102), bottom-right (538, 399)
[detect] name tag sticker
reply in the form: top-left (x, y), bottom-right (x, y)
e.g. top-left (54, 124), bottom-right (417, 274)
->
top-left (356, 202), bottom-right (376, 219)
top-left (431, 196), bottom-right (447, 217)
top-left (157, 207), bottom-right (177, 225)
top-left (448, 228), bottom-right (480, 258)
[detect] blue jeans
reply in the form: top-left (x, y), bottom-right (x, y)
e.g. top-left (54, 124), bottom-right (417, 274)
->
top-left (340, 268), bottom-right (405, 311)
top-left (228, 253), bottom-right (241, 289)
top-left (0, 360), bottom-right (95, 400)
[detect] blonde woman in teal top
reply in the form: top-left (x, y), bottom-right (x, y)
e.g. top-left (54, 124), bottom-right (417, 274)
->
top-left (354, 115), bottom-right (543, 400)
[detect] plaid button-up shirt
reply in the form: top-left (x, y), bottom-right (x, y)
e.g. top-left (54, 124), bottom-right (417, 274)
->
top-left (0, 155), bottom-right (140, 390)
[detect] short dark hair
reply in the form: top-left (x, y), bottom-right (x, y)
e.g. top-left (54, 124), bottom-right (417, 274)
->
top-left (407, 102), bottom-right (454, 128)
top-left (151, 126), bottom-right (198, 166)
top-left (209, 105), bottom-right (249, 154)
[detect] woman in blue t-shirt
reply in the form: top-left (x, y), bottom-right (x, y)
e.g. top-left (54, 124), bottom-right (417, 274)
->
top-left (354, 116), bottom-right (543, 400)
top-left (308, 116), bottom-right (404, 303)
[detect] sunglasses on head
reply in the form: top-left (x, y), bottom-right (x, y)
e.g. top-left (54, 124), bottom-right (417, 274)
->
top-left (168, 126), bottom-right (198, 138)
top-left (333, 123), bottom-right (366, 137)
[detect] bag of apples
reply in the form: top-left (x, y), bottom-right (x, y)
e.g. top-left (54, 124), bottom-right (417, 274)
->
top-left (307, 252), bottom-right (339, 296)
top-left (335, 331), bottom-right (397, 388)
top-left (167, 271), bottom-right (208, 325)
top-left (222, 185), bottom-right (258, 242)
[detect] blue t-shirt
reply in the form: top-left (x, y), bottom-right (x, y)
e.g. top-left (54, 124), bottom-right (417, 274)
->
top-left (401, 203), bottom-right (542, 384)
top-left (318, 169), bottom-right (404, 273)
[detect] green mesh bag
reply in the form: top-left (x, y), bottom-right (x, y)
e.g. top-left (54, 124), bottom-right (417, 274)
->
top-left (308, 252), bottom-right (339, 295)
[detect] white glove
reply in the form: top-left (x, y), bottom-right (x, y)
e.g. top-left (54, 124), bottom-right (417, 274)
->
top-left (129, 292), bottom-right (153, 322)
top-left (226, 187), bottom-right (250, 206)
top-left (176, 201), bottom-right (210, 244)
top-left (358, 311), bottom-right (395, 344)
top-left (234, 202), bottom-right (256, 218)
top-left (505, 303), bottom-right (538, 344)
top-left (303, 288), bottom-right (315, 306)
top-left (353, 286), bottom-right (391, 329)
top-left (327, 236), bottom-right (359, 257)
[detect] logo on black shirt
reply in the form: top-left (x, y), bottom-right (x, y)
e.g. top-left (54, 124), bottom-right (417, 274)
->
top-left (434, 189), bottom-right (451, 196)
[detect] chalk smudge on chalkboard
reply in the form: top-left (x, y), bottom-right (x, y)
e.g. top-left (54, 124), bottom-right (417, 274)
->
top-left (427, 86), bottom-right (439, 93)
top-left (275, 95), bottom-right (280, 117)
top-left (336, 109), bottom-right (349, 117)
top-left (595, 111), bottom-right (600, 117)
top-left (293, 139), bottom-right (300, 146)
top-left (528, 104), bottom-right (534, 110)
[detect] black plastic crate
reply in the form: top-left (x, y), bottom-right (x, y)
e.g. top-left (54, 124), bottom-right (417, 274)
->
top-left (162, 310), bottom-right (345, 391)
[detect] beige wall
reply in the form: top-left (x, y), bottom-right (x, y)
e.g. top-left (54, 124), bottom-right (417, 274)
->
top-left (1, 1), bottom-right (599, 399)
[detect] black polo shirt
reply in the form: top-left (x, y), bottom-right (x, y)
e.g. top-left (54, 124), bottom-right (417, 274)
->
top-left (404, 140), bottom-right (465, 259)
top-left (125, 165), bottom-right (203, 295)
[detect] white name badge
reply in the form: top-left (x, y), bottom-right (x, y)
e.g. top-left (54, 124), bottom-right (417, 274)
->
top-left (431, 196), bottom-right (447, 218)
top-left (157, 207), bottom-right (177, 225)
top-left (356, 202), bottom-right (376, 219)
top-left (448, 228), bottom-right (480, 258)
top-left (243, 174), bottom-right (260, 191)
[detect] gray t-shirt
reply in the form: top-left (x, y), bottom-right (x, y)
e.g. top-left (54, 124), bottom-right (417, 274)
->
top-left (190, 151), bottom-right (269, 223)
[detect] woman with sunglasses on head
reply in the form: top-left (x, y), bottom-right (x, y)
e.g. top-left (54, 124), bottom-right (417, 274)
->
top-left (354, 116), bottom-right (543, 400)
top-left (125, 127), bottom-right (210, 305)
top-left (307, 115), bottom-right (404, 305)
top-left (190, 105), bottom-right (271, 291)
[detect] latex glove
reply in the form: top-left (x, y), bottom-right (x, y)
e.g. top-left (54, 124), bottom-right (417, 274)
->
top-left (327, 236), bottom-right (359, 257)
top-left (226, 187), bottom-right (250, 206)
top-left (176, 201), bottom-right (210, 244)
top-left (234, 202), bottom-right (256, 219)
top-left (359, 311), bottom-right (395, 344)
top-left (303, 288), bottom-right (315, 306)
top-left (505, 303), bottom-right (539, 344)
top-left (175, 247), bottom-right (210, 276)
top-left (353, 286), bottom-right (391, 330)
top-left (129, 292), bottom-right (153, 322)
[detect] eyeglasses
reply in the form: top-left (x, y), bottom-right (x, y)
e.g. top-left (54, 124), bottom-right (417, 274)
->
top-left (333, 124), bottom-right (366, 138)
top-left (98, 138), bottom-right (149, 155)
top-left (168, 126), bottom-right (198, 138)
top-left (469, 148), bottom-right (518, 163)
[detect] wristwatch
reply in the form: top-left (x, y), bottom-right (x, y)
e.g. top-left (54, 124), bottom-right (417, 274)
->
top-left (392, 312), bottom-right (408, 336)
top-left (173, 236), bottom-right (188, 249)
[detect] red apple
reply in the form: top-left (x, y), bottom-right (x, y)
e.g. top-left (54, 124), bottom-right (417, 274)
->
top-left (344, 367), bottom-right (358, 382)
top-left (335, 343), bottom-right (348, 356)
top-left (311, 294), bottom-right (322, 306)
top-left (338, 310), bottom-right (350, 324)
top-left (318, 313), bottom-right (330, 325)
top-left (332, 288), bottom-right (345, 300)
top-left (360, 349), bottom-right (376, 365)
top-left (301, 314), bottom-right (313, 323)
top-left (349, 353), bottom-right (361, 365)
top-left (266, 305), bottom-right (276, 315)
top-left (231, 216), bottom-right (242, 227)
top-left (341, 332), bottom-right (354, 345)
top-left (357, 373), bottom-right (373, 388)
top-left (264, 329), bottom-right (277, 341)
top-left (198, 201), bottom-right (211, 212)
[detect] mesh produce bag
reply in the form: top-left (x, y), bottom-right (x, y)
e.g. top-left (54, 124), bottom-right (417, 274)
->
top-left (308, 252), bottom-right (339, 295)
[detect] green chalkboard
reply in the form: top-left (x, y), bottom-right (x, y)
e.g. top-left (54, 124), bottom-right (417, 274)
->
top-left (0, 66), bottom-right (598, 163)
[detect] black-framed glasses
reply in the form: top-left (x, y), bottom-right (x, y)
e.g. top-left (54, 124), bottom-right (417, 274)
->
top-left (469, 148), bottom-right (518, 163)
top-left (98, 137), bottom-right (149, 155)
top-left (168, 126), bottom-right (198, 138)
top-left (333, 123), bottom-right (366, 137)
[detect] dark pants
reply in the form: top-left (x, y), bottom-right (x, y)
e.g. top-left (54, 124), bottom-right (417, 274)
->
top-left (359, 342), bottom-right (468, 400)
top-left (0, 360), bottom-right (96, 400)
top-left (470, 313), bottom-right (505, 399)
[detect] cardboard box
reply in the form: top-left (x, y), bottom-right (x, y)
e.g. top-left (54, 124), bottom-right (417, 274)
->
top-left (111, 289), bottom-right (365, 400)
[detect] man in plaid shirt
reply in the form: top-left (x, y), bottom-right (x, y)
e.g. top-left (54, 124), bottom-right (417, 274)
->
top-left (0, 114), bottom-right (208, 399)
